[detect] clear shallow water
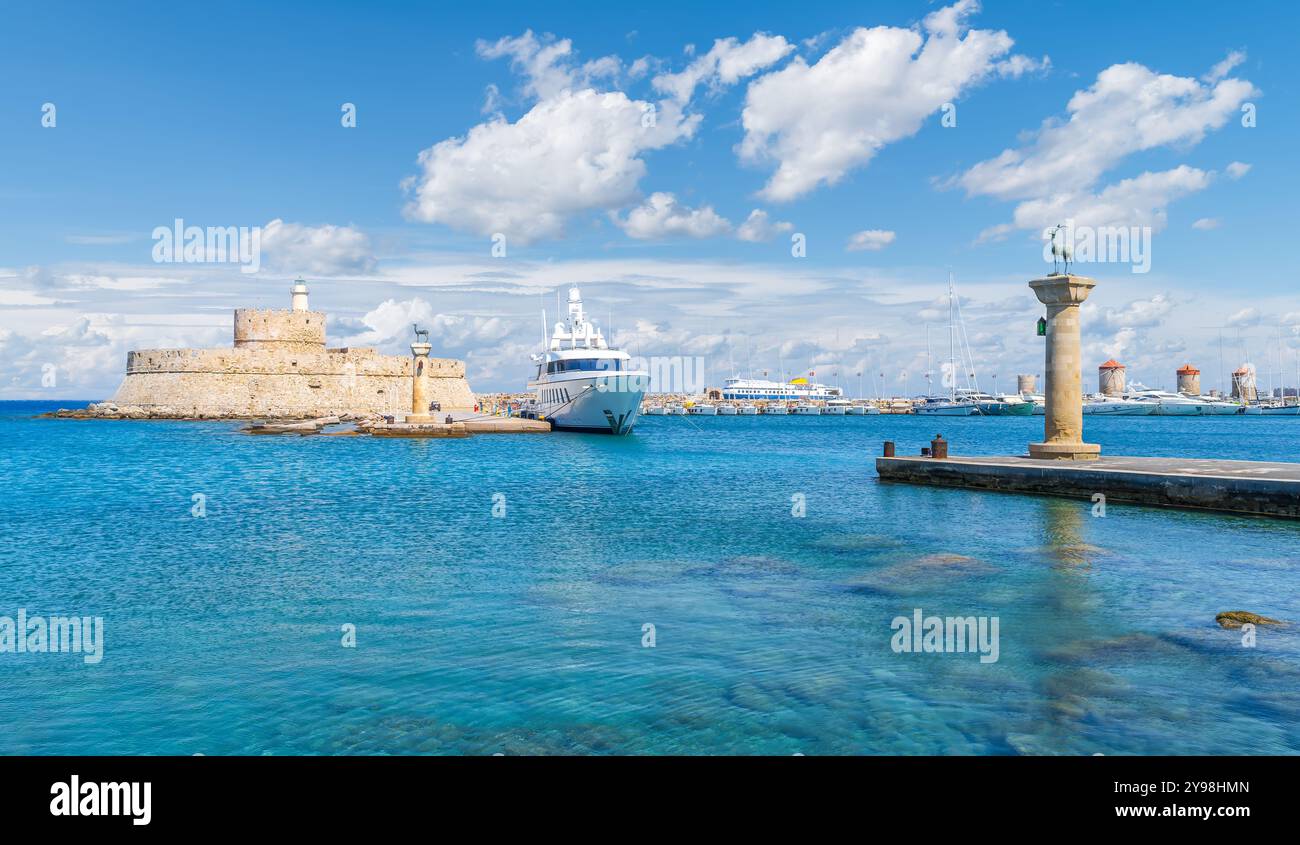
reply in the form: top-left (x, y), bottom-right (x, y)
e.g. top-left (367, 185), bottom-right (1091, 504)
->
top-left (2, 400), bottom-right (1299, 755)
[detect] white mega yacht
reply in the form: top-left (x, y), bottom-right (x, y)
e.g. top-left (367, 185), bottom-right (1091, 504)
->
top-left (1126, 389), bottom-right (1209, 415)
top-left (1082, 395), bottom-right (1156, 415)
top-left (1191, 395), bottom-right (1244, 415)
top-left (524, 287), bottom-right (647, 434)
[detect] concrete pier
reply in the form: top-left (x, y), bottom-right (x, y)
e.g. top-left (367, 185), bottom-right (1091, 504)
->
top-left (369, 413), bottom-right (550, 436)
top-left (876, 454), bottom-right (1300, 518)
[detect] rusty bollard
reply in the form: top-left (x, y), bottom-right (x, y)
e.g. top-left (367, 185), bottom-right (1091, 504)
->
top-left (883, 440), bottom-right (895, 457)
top-left (931, 434), bottom-right (948, 460)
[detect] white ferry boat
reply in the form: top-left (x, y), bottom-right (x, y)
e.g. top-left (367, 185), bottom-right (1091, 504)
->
top-left (721, 376), bottom-right (843, 401)
top-left (524, 287), bottom-right (647, 434)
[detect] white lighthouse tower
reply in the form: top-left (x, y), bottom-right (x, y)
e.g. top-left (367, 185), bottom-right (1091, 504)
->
top-left (290, 277), bottom-right (310, 312)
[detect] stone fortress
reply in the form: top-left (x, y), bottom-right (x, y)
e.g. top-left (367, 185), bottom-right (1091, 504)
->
top-left (103, 279), bottom-right (475, 418)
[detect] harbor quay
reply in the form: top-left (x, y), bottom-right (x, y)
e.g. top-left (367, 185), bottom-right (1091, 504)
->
top-left (875, 273), bottom-right (1300, 519)
top-left (876, 453), bottom-right (1300, 519)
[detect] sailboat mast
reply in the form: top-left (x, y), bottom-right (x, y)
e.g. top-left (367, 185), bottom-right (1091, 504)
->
top-left (925, 324), bottom-right (933, 397)
top-left (948, 274), bottom-right (956, 402)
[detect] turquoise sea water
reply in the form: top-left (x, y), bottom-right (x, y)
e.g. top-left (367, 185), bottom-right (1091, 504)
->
top-left (2, 400), bottom-right (1299, 755)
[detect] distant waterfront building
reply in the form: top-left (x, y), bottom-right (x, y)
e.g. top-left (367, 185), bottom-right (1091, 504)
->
top-left (1016, 374), bottom-right (1037, 394)
top-left (1098, 359), bottom-right (1126, 396)
top-left (1176, 363), bottom-right (1201, 396)
top-left (1231, 364), bottom-right (1257, 402)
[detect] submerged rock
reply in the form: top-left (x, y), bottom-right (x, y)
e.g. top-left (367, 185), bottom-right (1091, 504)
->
top-left (810, 533), bottom-right (903, 553)
top-left (843, 551), bottom-right (991, 595)
top-left (1215, 611), bottom-right (1284, 629)
top-left (1044, 632), bottom-right (1187, 664)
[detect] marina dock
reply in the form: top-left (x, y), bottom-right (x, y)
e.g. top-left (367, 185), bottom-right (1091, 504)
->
top-left (876, 453), bottom-right (1300, 518)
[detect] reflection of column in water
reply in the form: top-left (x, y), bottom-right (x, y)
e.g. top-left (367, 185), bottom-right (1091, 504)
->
top-left (1025, 497), bottom-right (1111, 748)
top-left (1043, 498), bottom-right (1091, 571)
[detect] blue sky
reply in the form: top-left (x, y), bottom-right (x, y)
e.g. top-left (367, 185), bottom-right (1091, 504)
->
top-left (2, 0), bottom-right (1297, 397)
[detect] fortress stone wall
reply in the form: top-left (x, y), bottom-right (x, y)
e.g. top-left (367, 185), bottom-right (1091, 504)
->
top-left (105, 282), bottom-right (476, 418)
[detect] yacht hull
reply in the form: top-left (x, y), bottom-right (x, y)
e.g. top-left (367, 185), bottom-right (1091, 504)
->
top-left (533, 375), bottom-right (644, 434)
top-left (1083, 402), bottom-right (1155, 416)
top-left (915, 405), bottom-right (977, 416)
top-left (977, 401), bottom-right (1034, 416)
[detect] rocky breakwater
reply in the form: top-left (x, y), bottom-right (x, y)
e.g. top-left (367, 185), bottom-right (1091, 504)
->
top-left (44, 402), bottom-right (388, 423)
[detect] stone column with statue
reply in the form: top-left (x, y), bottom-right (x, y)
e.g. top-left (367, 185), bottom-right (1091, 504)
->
top-left (1029, 226), bottom-right (1100, 460)
top-left (407, 324), bottom-right (434, 423)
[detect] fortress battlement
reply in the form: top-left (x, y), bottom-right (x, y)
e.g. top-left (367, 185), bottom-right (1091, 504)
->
top-left (233, 307), bottom-right (327, 348)
top-left (107, 279), bottom-right (474, 418)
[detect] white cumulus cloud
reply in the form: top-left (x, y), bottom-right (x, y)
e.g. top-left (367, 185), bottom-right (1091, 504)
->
top-left (736, 209), bottom-right (793, 242)
top-left (959, 58), bottom-right (1257, 238)
top-left (652, 33), bottom-right (795, 103)
top-left (259, 219), bottom-right (376, 276)
top-left (846, 229), bottom-right (896, 252)
top-left (404, 85), bottom-right (698, 244)
top-left (1226, 306), bottom-right (1260, 327)
top-left (615, 192), bottom-right (732, 240)
top-left (739, 0), bottom-right (1038, 201)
